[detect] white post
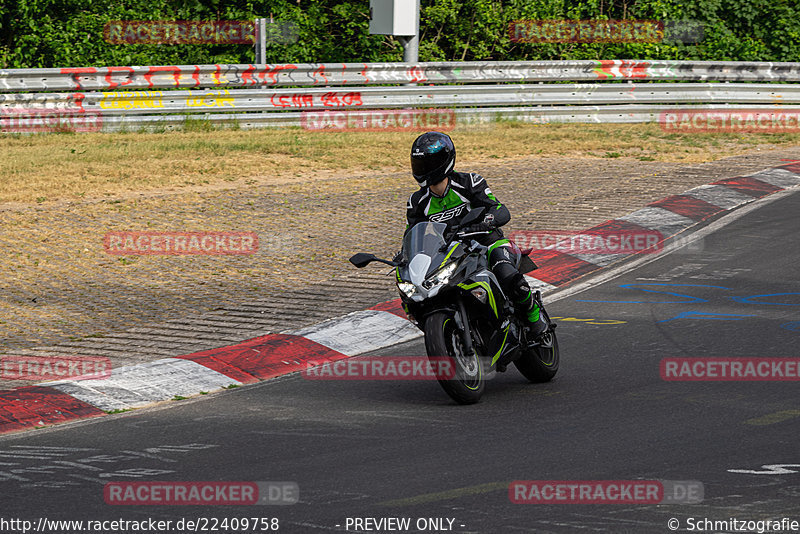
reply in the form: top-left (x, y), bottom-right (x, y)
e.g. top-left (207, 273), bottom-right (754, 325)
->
top-left (254, 18), bottom-right (267, 64)
top-left (402, 0), bottom-right (420, 63)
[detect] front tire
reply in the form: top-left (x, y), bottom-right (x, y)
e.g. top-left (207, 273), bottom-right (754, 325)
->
top-left (424, 312), bottom-right (484, 404)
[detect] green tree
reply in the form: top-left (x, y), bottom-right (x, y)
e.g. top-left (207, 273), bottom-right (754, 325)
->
top-left (1, 0), bottom-right (798, 68)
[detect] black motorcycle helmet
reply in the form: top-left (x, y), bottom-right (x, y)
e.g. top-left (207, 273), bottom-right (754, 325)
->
top-left (410, 131), bottom-right (456, 187)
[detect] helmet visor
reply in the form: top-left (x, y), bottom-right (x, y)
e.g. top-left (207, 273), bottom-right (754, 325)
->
top-left (411, 146), bottom-right (452, 185)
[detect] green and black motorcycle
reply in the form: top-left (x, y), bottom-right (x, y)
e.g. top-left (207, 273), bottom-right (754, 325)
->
top-left (350, 207), bottom-right (559, 404)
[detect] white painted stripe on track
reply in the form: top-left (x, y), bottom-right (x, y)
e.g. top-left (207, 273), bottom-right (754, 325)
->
top-left (618, 207), bottom-right (696, 237)
top-left (746, 168), bottom-right (800, 189)
top-left (683, 185), bottom-right (755, 209)
top-left (569, 252), bottom-right (632, 267)
top-left (287, 310), bottom-right (422, 356)
top-left (523, 275), bottom-right (558, 293)
top-left (46, 358), bottom-right (241, 412)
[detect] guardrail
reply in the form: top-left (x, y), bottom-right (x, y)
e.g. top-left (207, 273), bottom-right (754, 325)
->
top-left (4, 60), bottom-right (800, 91)
top-left (3, 60), bottom-right (800, 132)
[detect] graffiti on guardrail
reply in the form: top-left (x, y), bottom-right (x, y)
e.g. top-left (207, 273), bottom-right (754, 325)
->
top-left (4, 61), bottom-right (800, 93)
top-left (270, 91), bottom-right (362, 109)
top-left (4, 60), bottom-right (800, 134)
top-left (55, 65), bottom-right (304, 91)
top-left (99, 91), bottom-right (165, 110)
top-left (592, 60), bottom-right (655, 79)
top-left (186, 89), bottom-right (235, 108)
top-left (98, 89), bottom-right (235, 110)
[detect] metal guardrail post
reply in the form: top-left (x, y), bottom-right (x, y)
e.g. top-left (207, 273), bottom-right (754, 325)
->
top-left (402, 0), bottom-right (420, 64)
top-left (254, 18), bottom-right (267, 64)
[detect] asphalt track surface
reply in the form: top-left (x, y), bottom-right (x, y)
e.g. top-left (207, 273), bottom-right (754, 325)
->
top-left (2, 190), bottom-right (799, 534)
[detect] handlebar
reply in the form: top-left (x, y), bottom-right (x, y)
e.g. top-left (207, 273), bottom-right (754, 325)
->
top-left (438, 229), bottom-right (492, 254)
top-left (456, 230), bottom-right (492, 238)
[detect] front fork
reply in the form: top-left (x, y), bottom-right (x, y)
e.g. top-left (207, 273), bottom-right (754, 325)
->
top-left (412, 299), bottom-right (475, 357)
top-left (453, 297), bottom-right (476, 360)
top-left (455, 296), bottom-right (515, 371)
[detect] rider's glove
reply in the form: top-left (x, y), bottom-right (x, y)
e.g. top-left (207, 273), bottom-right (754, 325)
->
top-left (464, 213), bottom-right (498, 234)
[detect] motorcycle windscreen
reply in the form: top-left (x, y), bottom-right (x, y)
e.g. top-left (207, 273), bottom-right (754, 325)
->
top-left (402, 222), bottom-right (449, 283)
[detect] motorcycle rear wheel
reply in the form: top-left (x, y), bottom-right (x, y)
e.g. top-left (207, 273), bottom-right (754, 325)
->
top-left (515, 303), bottom-right (560, 382)
top-left (515, 330), bottom-right (559, 382)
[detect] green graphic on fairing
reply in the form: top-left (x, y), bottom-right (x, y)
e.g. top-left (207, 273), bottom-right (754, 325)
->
top-left (457, 280), bottom-right (498, 318)
top-left (439, 243), bottom-right (460, 268)
top-left (491, 325), bottom-right (510, 365)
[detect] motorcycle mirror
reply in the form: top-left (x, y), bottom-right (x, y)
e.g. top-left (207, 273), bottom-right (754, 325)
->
top-left (349, 252), bottom-right (376, 268)
top-left (458, 206), bottom-right (486, 228)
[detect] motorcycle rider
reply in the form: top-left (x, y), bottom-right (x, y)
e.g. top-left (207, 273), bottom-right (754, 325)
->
top-left (405, 131), bottom-right (548, 338)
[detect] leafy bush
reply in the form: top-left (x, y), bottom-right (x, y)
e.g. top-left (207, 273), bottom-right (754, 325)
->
top-left (1, 0), bottom-right (798, 68)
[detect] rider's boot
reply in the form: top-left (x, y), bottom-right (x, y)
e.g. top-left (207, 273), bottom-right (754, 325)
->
top-left (515, 287), bottom-right (548, 339)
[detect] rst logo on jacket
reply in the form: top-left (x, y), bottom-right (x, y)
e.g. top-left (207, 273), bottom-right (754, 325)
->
top-left (406, 172), bottom-right (509, 245)
top-left (429, 204), bottom-right (468, 222)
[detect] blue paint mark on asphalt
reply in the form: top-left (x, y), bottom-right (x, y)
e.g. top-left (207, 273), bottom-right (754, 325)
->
top-left (657, 311), bottom-right (758, 323)
top-left (779, 321), bottom-right (800, 332)
top-left (729, 293), bottom-right (800, 306)
top-left (577, 283), bottom-right (730, 304)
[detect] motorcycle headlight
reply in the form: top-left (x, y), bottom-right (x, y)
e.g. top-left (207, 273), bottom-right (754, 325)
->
top-left (424, 262), bottom-right (458, 289)
top-left (397, 281), bottom-right (417, 298)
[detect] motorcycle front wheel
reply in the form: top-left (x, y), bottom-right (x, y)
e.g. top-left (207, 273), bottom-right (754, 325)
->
top-left (424, 312), bottom-right (484, 405)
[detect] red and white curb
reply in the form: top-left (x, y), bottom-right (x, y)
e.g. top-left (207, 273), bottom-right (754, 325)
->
top-left (516, 163), bottom-right (800, 287)
top-left (1, 162), bottom-right (798, 434)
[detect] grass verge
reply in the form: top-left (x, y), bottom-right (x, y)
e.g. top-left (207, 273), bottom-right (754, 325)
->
top-left (1, 122), bottom-right (798, 204)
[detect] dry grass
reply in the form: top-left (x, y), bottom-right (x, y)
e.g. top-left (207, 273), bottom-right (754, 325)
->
top-left (1, 122), bottom-right (799, 204)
